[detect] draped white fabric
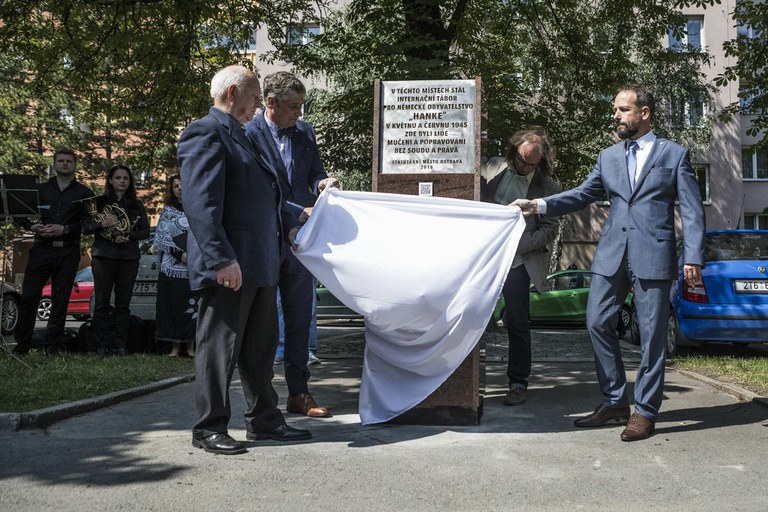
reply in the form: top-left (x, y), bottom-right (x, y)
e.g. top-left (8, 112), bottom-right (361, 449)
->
top-left (293, 188), bottom-right (526, 425)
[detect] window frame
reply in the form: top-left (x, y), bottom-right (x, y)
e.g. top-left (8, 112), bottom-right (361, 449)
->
top-left (668, 16), bottom-right (704, 52)
top-left (742, 147), bottom-right (768, 181)
top-left (287, 24), bottom-right (321, 46)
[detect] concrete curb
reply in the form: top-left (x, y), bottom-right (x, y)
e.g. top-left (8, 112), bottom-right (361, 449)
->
top-left (0, 373), bottom-right (195, 432)
top-left (677, 369), bottom-right (768, 408)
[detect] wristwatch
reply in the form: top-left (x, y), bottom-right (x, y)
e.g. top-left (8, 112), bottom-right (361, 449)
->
top-left (62, 225), bottom-right (70, 235)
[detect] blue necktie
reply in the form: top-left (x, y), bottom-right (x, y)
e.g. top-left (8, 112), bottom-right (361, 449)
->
top-left (627, 140), bottom-right (638, 190)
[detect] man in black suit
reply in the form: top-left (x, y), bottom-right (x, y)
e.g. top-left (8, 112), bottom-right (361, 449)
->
top-left (13, 149), bottom-right (94, 357)
top-left (178, 65), bottom-right (311, 455)
top-left (245, 72), bottom-right (338, 419)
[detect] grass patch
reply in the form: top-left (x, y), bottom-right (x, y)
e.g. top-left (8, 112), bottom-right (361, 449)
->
top-left (0, 352), bottom-right (194, 413)
top-left (672, 355), bottom-right (768, 397)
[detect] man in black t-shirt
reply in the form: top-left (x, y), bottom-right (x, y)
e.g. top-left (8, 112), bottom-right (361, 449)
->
top-left (13, 149), bottom-right (94, 356)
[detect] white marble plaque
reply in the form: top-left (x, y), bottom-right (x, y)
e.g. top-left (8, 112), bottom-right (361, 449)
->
top-left (380, 79), bottom-right (476, 174)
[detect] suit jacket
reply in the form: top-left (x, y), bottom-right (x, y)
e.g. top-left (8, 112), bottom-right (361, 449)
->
top-left (178, 107), bottom-right (299, 291)
top-left (244, 113), bottom-right (327, 217)
top-left (544, 137), bottom-right (705, 280)
top-left (482, 157), bottom-right (562, 292)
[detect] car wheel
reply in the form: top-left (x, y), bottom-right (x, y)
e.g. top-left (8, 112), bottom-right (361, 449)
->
top-left (2, 294), bottom-right (20, 335)
top-left (628, 306), bottom-right (641, 346)
top-left (37, 297), bottom-right (52, 321)
top-left (666, 310), bottom-right (690, 358)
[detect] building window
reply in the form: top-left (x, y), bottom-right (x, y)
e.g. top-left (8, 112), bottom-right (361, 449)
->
top-left (670, 93), bottom-right (705, 128)
top-left (693, 164), bottom-right (710, 204)
top-left (743, 213), bottom-right (768, 230)
top-left (669, 17), bottom-right (703, 52)
top-left (737, 22), bottom-right (761, 40)
top-left (135, 169), bottom-right (153, 189)
top-left (287, 24), bottom-right (320, 46)
top-left (742, 147), bottom-right (768, 180)
top-left (739, 86), bottom-right (766, 114)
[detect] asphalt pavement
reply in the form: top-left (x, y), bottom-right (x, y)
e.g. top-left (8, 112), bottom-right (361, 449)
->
top-left (1, 323), bottom-right (767, 511)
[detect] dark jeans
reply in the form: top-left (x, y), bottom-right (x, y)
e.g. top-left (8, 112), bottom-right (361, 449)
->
top-left (502, 264), bottom-right (532, 388)
top-left (91, 256), bottom-right (139, 350)
top-left (15, 244), bottom-right (80, 349)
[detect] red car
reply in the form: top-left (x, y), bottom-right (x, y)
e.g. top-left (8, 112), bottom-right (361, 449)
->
top-left (37, 266), bottom-right (94, 321)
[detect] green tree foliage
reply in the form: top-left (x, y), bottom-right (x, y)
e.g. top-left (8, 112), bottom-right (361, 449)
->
top-left (0, 0), bottom-right (324, 186)
top-left (274, 0), bottom-right (720, 190)
top-left (715, 0), bottom-right (768, 147)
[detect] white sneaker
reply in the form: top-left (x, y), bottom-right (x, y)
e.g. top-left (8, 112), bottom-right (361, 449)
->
top-left (308, 353), bottom-right (321, 365)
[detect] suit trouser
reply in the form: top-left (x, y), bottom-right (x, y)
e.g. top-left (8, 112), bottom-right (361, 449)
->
top-left (501, 264), bottom-right (532, 387)
top-left (585, 254), bottom-right (671, 422)
top-left (15, 244), bottom-right (80, 349)
top-left (278, 247), bottom-right (314, 396)
top-left (193, 283), bottom-right (285, 438)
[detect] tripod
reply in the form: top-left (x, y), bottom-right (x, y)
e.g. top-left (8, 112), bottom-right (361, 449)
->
top-left (0, 174), bottom-right (39, 368)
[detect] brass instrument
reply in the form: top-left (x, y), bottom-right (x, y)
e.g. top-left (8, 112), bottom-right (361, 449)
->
top-left (74, 196), bottom-right (133, 241)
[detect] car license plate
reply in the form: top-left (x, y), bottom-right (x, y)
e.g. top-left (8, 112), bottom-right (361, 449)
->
top-left (133, 282), bottom-right (157, 295)
top-left (735, 279), bottom-right (768, 293)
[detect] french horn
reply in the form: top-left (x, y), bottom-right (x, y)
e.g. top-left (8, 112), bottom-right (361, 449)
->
top-left (74, 196), bottom-right (133, 242)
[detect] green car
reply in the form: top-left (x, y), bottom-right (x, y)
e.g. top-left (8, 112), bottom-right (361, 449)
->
top-left (491, 269), bottom-right (633, 335)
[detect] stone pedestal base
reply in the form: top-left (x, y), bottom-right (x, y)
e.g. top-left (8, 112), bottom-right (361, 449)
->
top-left (388, 342), bottom-right (485, 426)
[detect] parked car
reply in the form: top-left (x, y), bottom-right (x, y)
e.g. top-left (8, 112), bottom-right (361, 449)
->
top-left (316, 283), bottom-right (362, 320)
top-left (631, 230), bottom-right (768, 356)
top-left (37, 266), bottom-right (94, 321)
top-left (1, 282), bottom-right (21, 335)
top-left (491, 269), bottom-right (633, 335)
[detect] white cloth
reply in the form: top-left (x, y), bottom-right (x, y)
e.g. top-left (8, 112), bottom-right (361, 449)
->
top-left (294, 188), bottom-right (526, 425)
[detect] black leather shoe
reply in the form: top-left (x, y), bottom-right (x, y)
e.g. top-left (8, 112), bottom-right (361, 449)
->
top-left (12, 344), bottom-right (31, 355)
top-left (246, 424), bottom-right (312, 442)
top-left (192, 433), bottom-right (247, 455)
top-left (574, 404), bottom-right (631, 428)
top-left (45, 346), bottom-right (61, 358)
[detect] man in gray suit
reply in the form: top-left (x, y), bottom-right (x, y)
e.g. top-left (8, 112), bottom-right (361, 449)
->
top-left (513, 85), bottom-right (705, 441)
top-left (178, 65), bottom-right (311, 455)
top-left (482, 127), bottom-right (561, 406)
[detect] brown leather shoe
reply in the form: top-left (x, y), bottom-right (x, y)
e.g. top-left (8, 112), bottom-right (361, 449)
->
top-left (573, 404), bottom-right (631, 428)
top-left (503, 385), bottom-right (527, 406)
top-left (287, 393), bottom-right (332, 418)
top-left (620, 413), bottom-right (655, 442)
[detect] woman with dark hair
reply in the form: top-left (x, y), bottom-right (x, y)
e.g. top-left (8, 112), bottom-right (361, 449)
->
top-left (84, 165), bottom-right (150, 356)
top-left (153, 174), bottom-right (196, 357)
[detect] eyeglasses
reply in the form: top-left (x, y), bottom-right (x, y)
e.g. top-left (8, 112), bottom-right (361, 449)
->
top-left (514, 152), bottom-right (541, 170)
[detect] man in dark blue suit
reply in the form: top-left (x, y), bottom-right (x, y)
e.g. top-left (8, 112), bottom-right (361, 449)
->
top-left (514, 85), bottom-right (705, 442)
top-left (245, 72), bottom-right (338, 419)
top-left (178, 65), bottom-right (311, 455)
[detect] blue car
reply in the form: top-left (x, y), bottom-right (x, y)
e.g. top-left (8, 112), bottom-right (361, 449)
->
top-left (631, 230), bottom-right (768, 356)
